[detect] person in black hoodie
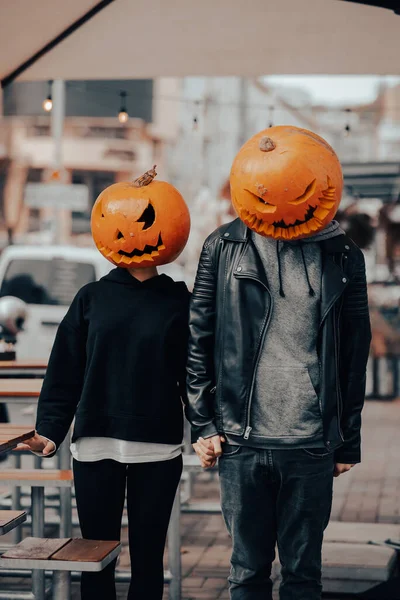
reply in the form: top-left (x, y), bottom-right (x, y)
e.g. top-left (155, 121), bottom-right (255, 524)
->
top-left (19, 167), bottom-right (191, 600)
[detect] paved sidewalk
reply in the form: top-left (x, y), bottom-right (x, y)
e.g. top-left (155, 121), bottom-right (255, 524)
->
top-left (0, 399), bottom-right (399, 599)
top-left (161, 398), bottom-right (400, 599)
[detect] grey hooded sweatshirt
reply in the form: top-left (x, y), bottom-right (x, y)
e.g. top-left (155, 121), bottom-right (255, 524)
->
top-left (246, 220), bottom-right (344, 449)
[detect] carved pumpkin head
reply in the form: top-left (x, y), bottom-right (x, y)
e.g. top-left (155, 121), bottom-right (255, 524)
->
top-left (91, 166), bottom-right (190, 268)
top-left (230, 126), bottom-right (343, 240)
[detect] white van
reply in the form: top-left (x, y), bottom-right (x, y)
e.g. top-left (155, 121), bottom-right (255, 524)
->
top-left (0, 245), bottom-right (186, 362)
top-left (0, 246), bottom-right (111, 361)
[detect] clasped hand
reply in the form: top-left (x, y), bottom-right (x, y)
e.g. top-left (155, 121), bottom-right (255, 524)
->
top-left (192, 435), bottom-right (226, 468)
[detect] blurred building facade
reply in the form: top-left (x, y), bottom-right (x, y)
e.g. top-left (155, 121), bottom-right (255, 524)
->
top-left (0, 79), bottom-right (180, 244)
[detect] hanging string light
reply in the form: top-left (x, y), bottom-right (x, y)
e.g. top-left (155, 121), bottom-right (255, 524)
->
top-left (118, 91), bottom-right (129, 124)
top-left (343, 108), bottom-right (352, 137)
top-left (42, 80), bottom-right (53, 112)
top-left (193, 100), bottom-right (200, 131)
top-left (268, 105), bottom-right (275, 128)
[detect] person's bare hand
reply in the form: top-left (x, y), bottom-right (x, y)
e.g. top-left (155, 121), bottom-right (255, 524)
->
top-left (16, 433), bottom-right (55, 456)
top-left (193, 435), bottom-right (225, 468)
top-left (334, 463), bottom-right (355, 478)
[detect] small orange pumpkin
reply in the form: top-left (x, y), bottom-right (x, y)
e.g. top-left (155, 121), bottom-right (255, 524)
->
top-left (91, 166), bottom-right (190, 268)
top-left (230, 126), bottom-right (343, 240)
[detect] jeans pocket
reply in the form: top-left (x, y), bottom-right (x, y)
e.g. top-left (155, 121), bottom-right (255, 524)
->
top-left (221, 443), bottom-right (242, 457)
top-left (302, 448), bottom-right (333, 459)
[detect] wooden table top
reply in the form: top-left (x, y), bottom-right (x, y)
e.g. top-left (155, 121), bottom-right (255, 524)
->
top-left (0, 469), bottom-right (73, 485)
top-left (0, 361), bottom-right (47, 370)
top-left (0, 379), bottom-right (43, 397)
top-left (0, 510), bottom-right (27, 535)
top-left (0, 425), bottom-right (35, 454)
top-left (0, 537), bottom-right (121, 572)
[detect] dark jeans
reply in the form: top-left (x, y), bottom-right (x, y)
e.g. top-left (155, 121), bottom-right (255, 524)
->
top-left (73, 455), bottom-right (182, 600)
top-left (219, 445), bottom-right (334, 600)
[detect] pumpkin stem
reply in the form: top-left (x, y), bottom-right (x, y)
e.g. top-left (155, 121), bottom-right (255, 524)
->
top-left (133, 165), bottom-right (157, 187)
top-left (259, 137), bottom-right (276, 152)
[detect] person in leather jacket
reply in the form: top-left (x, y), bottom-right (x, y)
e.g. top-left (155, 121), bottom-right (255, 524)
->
top-left (186, 127), bottom-right (372, 600)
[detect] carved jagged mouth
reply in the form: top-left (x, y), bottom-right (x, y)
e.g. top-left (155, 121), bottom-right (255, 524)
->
top-left (118, 234), bottom-right (163, 257)
top-left (238, 179), bottom-right (337, 240)
top-left (96, 233), bottom-right (166, 265)
top-left (273, 205), bottom-right (316, 229)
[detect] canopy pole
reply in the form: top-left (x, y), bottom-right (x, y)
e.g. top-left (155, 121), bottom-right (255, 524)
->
top-left (51, 80), bottom-right (65, 245)
top-left (1, 0), bottom-right (116, 88)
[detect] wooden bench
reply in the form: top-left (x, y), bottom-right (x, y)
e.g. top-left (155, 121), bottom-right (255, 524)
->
top-left (0, 470), bottom-right (74, 599)
top-left (0, 510), bottom-right (26, 535)
top-left (0, 361), bottom-right (47, 379)
top-left (0, 537), bottom-right (121, 600)
top-left (0, 470), bottom-right (73, 488)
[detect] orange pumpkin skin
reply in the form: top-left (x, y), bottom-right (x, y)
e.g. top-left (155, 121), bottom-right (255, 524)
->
top-left (91, 173), bottom-right (190, 268)
top-left (230, 126), bottom-right (343, 241)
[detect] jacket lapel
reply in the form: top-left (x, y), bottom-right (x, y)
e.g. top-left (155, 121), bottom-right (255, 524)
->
top-left (320, 236), bottom-right (351, 325)
top-left (235, 238), bottom-right (270, 290)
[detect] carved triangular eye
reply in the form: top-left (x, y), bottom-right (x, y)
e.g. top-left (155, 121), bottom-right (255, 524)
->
top-left (288, 179), bottom-right (317, 206)
top-left (137, 203), bottom-right (155, 230)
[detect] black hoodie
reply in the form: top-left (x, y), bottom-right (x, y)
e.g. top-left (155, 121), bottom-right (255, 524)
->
top-left (36, 268), bottom-right (190, 448)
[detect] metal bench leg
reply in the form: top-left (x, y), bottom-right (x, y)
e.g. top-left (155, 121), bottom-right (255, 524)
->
top-left (168, 485), bottom-right (181, 600)
top-left (59, 434), bottom-right (72, 537)
top-left (31, 486), bottom-right (45, 600)
top-left (52, 572), bottom-right (70, 600)
top-left (56, 433), bottom-right (71, 600)
top-left (12, 453), bottom-right (22, 544)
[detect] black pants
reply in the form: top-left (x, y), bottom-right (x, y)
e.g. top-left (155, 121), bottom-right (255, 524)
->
top-left (219, 445), bottom-right (334, 600)
top-left (73, 455), bottom-right (182, 600)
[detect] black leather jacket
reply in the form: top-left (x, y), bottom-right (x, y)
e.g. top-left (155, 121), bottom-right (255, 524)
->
top-left (186, 219), bottom-right (372, 464)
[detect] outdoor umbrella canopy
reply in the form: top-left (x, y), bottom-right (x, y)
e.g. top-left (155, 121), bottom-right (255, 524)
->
top-left (0, 0), bottom-right (399, 86)
top-left (342, 0), bottom-right (400, 13)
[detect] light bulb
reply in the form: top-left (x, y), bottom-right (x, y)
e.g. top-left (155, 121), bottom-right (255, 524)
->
top-left (118, 110), bottom-right (129, 124)
top-left (43, 97), bottom-right (53, 112)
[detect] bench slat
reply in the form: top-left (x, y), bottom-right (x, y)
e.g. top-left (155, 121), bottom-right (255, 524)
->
top-left (1, 537), bottom-right (71, 560)
top-left (0, 510), bottom-right (26, 527)
top-left (0, 469), bottom-right (73, 487)
top-left (52, 539), bottom-right (121, 563)
top-left (0, 510), bottom-right (27, 535)
top-left (0, 379), bottom-right (43, 397)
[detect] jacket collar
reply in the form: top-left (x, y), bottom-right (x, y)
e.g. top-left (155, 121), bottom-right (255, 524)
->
top-left (221, 218), bottom-right (353, 255)
top-left (229, 218), bottom-right (351, 323)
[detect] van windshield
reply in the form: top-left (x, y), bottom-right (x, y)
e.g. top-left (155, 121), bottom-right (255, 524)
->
top-left (0, 258), bottom-right (96, 306)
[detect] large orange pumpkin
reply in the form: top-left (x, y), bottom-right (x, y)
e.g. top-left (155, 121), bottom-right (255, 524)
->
top-left (91, 166), bottom-right (190, 268)
top-left (230, 126), bottom-right (343, 240)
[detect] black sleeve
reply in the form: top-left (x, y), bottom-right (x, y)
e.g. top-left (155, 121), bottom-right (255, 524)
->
top-left (335, 250), bottom-right (371, 465)
top-left (185, 242), bottom-right (219, 443)
top-left (35, 289), bottom-right (88, 449)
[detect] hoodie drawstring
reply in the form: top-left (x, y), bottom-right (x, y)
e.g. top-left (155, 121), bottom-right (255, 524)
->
top-left (299, 244), bottom-right (315, 297)
top-left (276, 241), bottom-right (285, 298)
top-left (276, 240), bottom-right (315, 298)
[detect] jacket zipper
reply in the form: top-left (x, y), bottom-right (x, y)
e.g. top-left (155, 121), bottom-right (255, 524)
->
top-left (236, 274), bottom-right (273, 440)
top-left (331, 253), bottom-right (345, 443)
top-left (335, 300), bottom-right (345, 442)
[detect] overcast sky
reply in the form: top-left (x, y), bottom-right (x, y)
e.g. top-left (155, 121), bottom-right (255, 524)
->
top-left (265, 75), bottom-right (400, 106)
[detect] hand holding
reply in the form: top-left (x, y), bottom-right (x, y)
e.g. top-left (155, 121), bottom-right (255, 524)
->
top-left (16, 432), bottom-right (56, 456)
top-left (193, 435), bottom-right (226, 468)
